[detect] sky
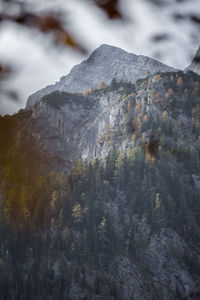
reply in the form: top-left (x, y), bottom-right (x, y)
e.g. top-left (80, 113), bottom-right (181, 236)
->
top-left (0, 0), bottom-right (200, 115)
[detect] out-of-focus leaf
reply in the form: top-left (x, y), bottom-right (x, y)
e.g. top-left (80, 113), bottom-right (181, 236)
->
top-left (152, 33), bottom-right (170, 43)
top-left (38, 13), bottom-right (87, 52)
top-left (145, 0), bottom-right (167, 7)
top-left (0, 63), bottom-right (18, 103)
top-left (0, 12), bottom-right (87, 53)
top-left (0, 64), bottom-right (12, 80)
top-left (190, 15), bottom-right (200, 25)
top-left (5, 90), bottom-right (19, 102)
top-left (95, 0), bottom-right (123, 19)
top-left (173, 13), bottom-right (185, 21)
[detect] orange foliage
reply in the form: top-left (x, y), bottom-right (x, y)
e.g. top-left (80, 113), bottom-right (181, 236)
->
top-left (155, 74), bottom-right (161, 81)
top-left (166, 88), bottom-right (174, 98)
top-left (135, 101), bottom-right (141, 111)
top-left (83, 88), bottom-right (88, 96)
top-left (98, 81), bottom-right (107, 90)
top-left (177, 77), bottom-right (183, 86)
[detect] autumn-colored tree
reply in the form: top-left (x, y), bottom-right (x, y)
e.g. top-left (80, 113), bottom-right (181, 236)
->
top-left (145, 70), bottom-right (150, 76)
top-left (97, 81), bottom-right (107, 90)
top-left (135, 101), bottom-right (141, 112)
top-left (177, 76), bottom-right (183, 86)
top-left (163, 111), bottom-right (168, 120)
top-left (147, 77), bottom-right (152, 86)
top-left (166, 88), bottom-right (173, 98)
top-left (143, 114), bottom-right (148, 121)
top-left (155, 74), bottom-right (161, 82)
top-left (89, 87), bottom-right (93, 93)
top-left (83, 88), bottom-right (88, 96)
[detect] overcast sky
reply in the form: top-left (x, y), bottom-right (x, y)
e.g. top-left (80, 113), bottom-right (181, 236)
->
top-left (0, 0), bottom-right (200, 115)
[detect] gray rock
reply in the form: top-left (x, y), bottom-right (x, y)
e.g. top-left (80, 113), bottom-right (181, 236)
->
top-left (24, 70), bottom-right (200, 175)
top-left (26, 44), bottom-right (175, 108)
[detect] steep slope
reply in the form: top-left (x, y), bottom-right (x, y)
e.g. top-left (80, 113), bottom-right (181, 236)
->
top-left (185, 46), bottom-right (200, 75)
top-left (26, 44), bottom-right (175, 108)
top-left (24, 71), bottom-right (200, 174)
top-left (0, 70), bottom-right (200, 299)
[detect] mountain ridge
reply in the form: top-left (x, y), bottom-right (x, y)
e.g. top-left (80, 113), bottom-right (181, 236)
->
top-left (26, 44), bottom-right (176, 108)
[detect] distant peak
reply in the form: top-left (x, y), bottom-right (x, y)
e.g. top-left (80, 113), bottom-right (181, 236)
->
top-left (95, 44), bottom-right (124, 51)
top-left (89, 44), bottom-right (127, 57)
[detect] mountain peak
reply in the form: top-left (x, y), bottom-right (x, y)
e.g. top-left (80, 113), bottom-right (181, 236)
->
top-left (26, 44), bottom-right (175, 108)
top-left (85, 44), bottom-right (135, 66)
top-left (90, 44), bottom-right (127, 55)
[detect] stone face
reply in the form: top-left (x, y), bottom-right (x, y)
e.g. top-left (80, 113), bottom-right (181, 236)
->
top-left (185, 46), bottom-right (200, 75)
top-left (24, 70), bottom-right (200, 178)
top-left (26, 44), bottom-right (175, 108)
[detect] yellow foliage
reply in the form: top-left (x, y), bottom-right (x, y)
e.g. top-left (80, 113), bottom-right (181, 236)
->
top-left (163, 111), bottom-right (168, 120)
top-left (121, 94), bottom-right (126, 101)
top-left (135, 101), bottom-right (141, 111)
top-left (145, 152), bottom-right (155, 162)
top-left (132, 133), bottom-right (136, 141)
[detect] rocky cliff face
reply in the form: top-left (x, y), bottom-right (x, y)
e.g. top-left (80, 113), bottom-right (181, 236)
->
top-left (25, 70), bottom-right (200, 174)
top-left (26, 44), bottom-right (175, 108)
